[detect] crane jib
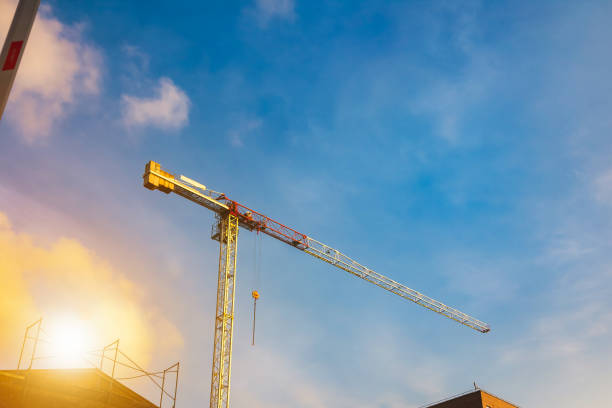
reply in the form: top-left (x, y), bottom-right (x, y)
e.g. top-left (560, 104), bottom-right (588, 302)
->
top-left (144, 162), bottom-right (490, 334)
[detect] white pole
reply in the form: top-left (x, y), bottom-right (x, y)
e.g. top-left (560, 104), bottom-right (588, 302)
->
top-left (0, 0), bottom-right (40, 120)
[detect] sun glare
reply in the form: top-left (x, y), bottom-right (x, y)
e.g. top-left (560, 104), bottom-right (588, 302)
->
top-left (47, 317), bottom-right (92, 368)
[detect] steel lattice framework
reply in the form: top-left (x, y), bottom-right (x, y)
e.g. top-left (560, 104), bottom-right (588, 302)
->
top-left (210, 214), bottom-right (239, 408)
top-left (143, 161), bottom-right (490, 408)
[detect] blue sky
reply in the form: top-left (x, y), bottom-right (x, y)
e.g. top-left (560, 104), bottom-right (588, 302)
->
top-left (1, 0), bottom-right (612, 406)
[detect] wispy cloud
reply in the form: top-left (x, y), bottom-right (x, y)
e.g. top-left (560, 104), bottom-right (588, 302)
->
top-left (230, 329), bottom-right (448, 408)
top-left (228, 116), bottom-right (262, 147)
top-left (121, 77), bottom-right (190, 131)
top-left (594, 169), bottom-right (612, 205)
top-left (410, 4), bottom-right (496, 143)
top-left (249, 0), bottom-right (296, 27)
top-left (232, 348), bottom-right (360, 408)
top-left (410, 62), bottom-right (494, 143)
top-left (121, 44), bottom-right (150, 74)
top-left (498, 260), bottom-right (612, 404)
top-left (0, 0), bottom-right (101, 143)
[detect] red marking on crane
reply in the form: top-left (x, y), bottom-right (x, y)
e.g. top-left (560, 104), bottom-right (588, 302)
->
top-left (226, 198), bottom-right (309, 248)
top-left (2, 41), bottom-right (24, 71)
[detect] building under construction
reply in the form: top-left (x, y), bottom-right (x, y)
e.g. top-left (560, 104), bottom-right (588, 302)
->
top-left (1, 319), bottom-right (179, 408)
top-left (422, 388), bottom-right (519, 408)
top-left (0, 368), bottom-right (157, 408)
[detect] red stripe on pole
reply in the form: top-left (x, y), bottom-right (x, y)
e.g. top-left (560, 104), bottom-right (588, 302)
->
top-left (2, 41), bottom-right (24, 71)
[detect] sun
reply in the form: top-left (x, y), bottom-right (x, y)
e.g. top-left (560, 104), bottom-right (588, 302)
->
top-left (47, 317), bottom-right (93, 368)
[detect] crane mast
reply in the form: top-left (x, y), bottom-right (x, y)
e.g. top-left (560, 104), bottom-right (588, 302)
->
top-left (143, 161), bottom-right (490, 408)
top-left (210, 213), bottom-right (238, 408)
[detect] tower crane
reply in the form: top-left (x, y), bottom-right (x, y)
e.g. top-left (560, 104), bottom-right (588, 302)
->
top-left (143, 161), bottom-right (490, 408)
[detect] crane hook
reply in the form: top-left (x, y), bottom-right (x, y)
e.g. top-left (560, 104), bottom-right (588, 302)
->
top-left (251, 291), bottom-right (259, 346)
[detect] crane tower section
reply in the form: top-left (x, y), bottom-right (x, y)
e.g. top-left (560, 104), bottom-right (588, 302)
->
top-left (210, 213), bottom-right (239, 408)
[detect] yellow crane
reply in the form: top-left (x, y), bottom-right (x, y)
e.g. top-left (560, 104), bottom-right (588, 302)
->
top-left (143, 161), bottom-right (490, 408)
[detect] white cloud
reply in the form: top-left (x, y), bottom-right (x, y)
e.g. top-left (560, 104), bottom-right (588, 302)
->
top-left (0, 0), bottom-right (102, 143)
top-left (251, 0), bottom-right (296, 27)
top-left (121, 77), bottom-right (190, 131)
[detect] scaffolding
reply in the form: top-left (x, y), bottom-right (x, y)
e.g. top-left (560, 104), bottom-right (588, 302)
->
top-left (15, 318), bottom-right (180, 408)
